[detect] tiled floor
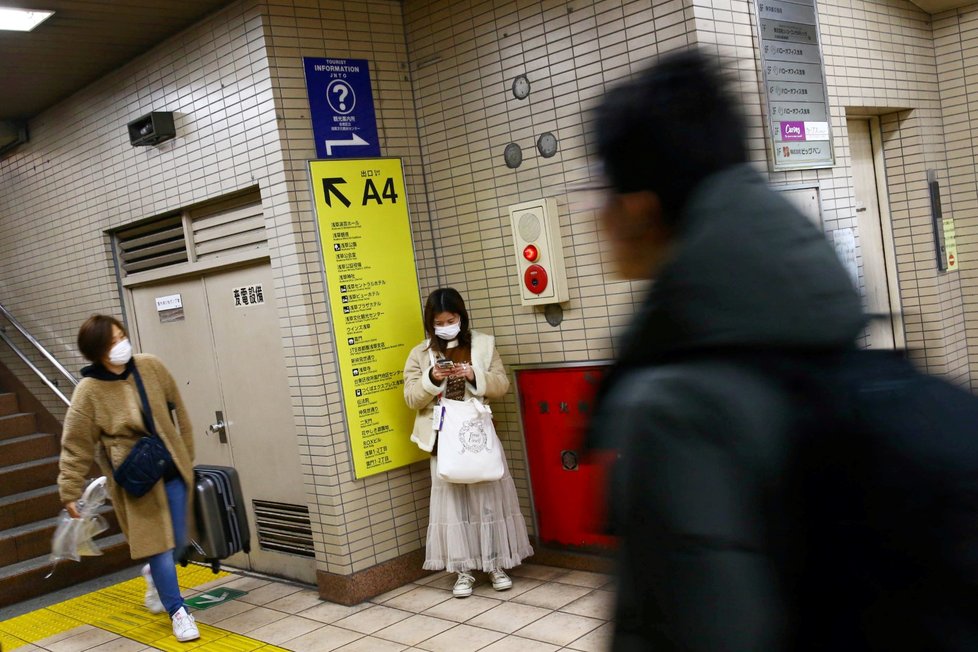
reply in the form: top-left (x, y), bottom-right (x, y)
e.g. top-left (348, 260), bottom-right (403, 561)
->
top-left (10, 564), bottom-right (615, 651)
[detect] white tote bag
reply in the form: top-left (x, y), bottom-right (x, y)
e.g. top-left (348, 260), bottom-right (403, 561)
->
top-left (435, 397), bottom-right (505, 484)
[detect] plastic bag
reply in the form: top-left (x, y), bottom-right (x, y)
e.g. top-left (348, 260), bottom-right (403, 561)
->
top-left (50, 476), bottom-right (110, 564)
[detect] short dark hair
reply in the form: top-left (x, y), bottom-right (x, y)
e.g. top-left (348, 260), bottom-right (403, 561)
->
top-left (595, 48), bottom-right (747, 224)
top-left (423, 287), bottom-right (471, 355)
top-left (77, 315), bottom-right (126, 362)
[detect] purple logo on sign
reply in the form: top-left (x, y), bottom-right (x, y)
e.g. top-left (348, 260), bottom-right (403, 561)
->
top-left (781, 121), bottom-right (806, 141)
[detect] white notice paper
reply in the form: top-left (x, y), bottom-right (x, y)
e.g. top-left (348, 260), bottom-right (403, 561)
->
top-left (155, 294), bottom-right (182, 312)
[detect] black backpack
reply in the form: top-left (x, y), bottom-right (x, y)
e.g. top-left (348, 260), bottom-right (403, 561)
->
top-left (750, 348), bottom-right (978, 651)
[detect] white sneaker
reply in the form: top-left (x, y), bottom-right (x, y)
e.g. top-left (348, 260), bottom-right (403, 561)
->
top-left (171, 606), bottom-right (199, 642)
top-left (453, 571), bottom-right (475, 598)
top-left (141, 564), bottom-right (165, 614)
top-left (489, 568), bottom-right (512, 591)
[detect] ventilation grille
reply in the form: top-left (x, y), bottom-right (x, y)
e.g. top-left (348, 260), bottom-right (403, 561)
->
top-left (252, 500), bottom-right (315, 557)
top-left (116, 214), bottom-right (188, 274)
top-left (191, 200), bottom-right (267, 261)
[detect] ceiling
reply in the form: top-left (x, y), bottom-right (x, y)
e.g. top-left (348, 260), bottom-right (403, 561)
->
top-left (0, 0), bottom-right (235, 122)
top-left (0, 0), bottom-right (975, 124)
top-left (911, 0), bottom-right (976, 11)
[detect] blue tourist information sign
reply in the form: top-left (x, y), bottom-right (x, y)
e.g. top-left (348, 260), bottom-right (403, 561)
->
top-left (303, 57), bottom-right (381, 158)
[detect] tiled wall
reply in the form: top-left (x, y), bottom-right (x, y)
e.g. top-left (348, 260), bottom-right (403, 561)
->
top-left (0, 0), bottom-right (277, 410)
top-left (0, 0), bottom-right (433, 579)
top-left (402, 0), bottom-right (975, 390)
top-left (825, 0), bottom-right (971, 382)
top-left (258, 0), bottom-right (435, 576)
top-left (934, 6), bottom-right (978, 388)
top-left (2, 0), bottom-right (977, 588)
top-left (695, 0), bottom-right (971, 380)
top-left (401, 0), bottom-right (698, 530)
top-left (401, 0), bottom-right (978, 560)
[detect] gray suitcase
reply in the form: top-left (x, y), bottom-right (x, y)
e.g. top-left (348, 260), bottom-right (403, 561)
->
top-left (185, 465), bottom-right (250, 573)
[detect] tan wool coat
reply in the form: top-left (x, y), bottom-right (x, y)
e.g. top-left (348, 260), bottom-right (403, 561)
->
top-left (403, 330), bottom-right (510, 452)
top-left (58, 353), bottom-right (195, 559)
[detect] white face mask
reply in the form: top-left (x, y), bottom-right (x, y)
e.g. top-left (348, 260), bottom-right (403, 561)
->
top-left (108, 338), bottom-right (133, 366)
top-left (434, 323), bottom-right (461, 341)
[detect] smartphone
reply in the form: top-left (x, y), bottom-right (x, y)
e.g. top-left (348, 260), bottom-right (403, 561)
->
top-left (436, 359), bottom-right (455, 369)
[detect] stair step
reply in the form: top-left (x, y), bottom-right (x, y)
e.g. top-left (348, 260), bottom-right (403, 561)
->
top-left (0, 431), bottom-right (59, 466)
top-left (0, 455), bottom-right (59, 498)
top-left (0, 533), bottom-right (135, 608)
top-left (0, 506), bottom-right (120, 567)
top-left (0, 413), bottom-right (35, 440)
top-left (0, 485), bottom-right (62, 530)
top-left (0, 393), bottom-right (16, 416)
top-left (0, 532), bottom-right (129, 579)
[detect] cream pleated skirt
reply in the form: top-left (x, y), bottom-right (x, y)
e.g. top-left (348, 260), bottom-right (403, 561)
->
top-left (424, 455), bottom-right (534, 573)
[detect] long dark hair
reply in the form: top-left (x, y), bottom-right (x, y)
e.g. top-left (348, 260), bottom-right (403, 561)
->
top-left (423, 287), bottom-right (471, 355)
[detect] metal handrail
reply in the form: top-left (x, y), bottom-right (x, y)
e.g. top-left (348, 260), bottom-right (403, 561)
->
top-left (0, 302), bottom-right (77, 406)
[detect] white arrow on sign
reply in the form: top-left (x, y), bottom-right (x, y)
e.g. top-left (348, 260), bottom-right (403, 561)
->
top-left (197, 591), bottom-right (230, 605)
top-left (325, 133), bottom-right (369, 155)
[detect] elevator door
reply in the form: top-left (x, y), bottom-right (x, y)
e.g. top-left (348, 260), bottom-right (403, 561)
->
top-left (130, 263), bottom-right (314, 583)
top-left (848, 118), bottom-right (903, 349)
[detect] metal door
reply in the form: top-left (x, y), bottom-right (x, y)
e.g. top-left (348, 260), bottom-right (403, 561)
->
top-left (848, 117), bottom-right (904, 350)
top-left (130, 263), bottom-right (315, 582)
top-left (129, 277), bottom-right (232, 469)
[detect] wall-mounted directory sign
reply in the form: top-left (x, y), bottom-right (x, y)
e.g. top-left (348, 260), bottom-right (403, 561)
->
top-left (756, 0), bottom-right (834, 170)
top-left (308, 157), bottom-right (427, 478)
top-left (303, 57), bottom-right (381, 159)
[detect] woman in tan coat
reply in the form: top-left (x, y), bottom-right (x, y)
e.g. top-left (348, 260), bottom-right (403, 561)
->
top-left (58, 315), bottom-right (199, 642)
top-left (403, 288), bottom-right (533, 598)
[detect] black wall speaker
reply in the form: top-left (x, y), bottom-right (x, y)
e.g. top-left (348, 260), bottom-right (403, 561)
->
top-left (127, 112), bottom-right (176, 146)
top-left (0, 120), bottom-right (28, 156)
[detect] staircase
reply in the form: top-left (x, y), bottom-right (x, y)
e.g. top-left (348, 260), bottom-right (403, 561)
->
top-left (0, 387), bottom-right (133, 609)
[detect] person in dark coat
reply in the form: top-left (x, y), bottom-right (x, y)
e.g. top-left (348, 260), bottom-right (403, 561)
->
top-left (586, 49), bottom-right (867, 651)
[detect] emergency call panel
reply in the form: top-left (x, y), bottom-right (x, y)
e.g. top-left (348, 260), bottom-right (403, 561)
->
top-left (509, 198), bottom-right (569, 306)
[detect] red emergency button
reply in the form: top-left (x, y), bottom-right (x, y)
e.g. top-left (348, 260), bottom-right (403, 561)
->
top-left (523, 244), bottom-right (539, 262)
top-left (524, 264), bottom-right (549, 294)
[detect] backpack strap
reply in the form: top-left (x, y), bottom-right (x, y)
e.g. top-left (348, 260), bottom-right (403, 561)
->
top-left (130, 363), bottom-right (160, 439)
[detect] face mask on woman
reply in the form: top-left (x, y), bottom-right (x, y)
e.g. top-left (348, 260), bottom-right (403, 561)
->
top-left (434, 323), bottom-right (461, 341)
top-left (109, 338), bottom-right (133, 366)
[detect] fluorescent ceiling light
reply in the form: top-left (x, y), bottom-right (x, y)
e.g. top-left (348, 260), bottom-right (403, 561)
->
top-left (0, 8), bottom-right (54, 31)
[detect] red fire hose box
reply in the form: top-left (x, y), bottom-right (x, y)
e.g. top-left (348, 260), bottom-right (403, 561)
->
top-left (516, 365), bottom-right (617, 550)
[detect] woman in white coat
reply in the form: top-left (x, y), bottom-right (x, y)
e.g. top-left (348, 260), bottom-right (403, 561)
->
top-left (403, 287), bottom-right (533, 597)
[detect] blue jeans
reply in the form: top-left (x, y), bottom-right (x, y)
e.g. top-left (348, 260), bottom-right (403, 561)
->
top-left (148, 477), bottom-right (187, 616)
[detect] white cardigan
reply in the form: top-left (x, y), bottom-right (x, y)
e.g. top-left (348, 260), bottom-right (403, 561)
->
top-left (402, 330), bottom-right (510, 452)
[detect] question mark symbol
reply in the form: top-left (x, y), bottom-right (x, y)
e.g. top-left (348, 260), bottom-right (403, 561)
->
top-left (333, 83), bottom-right (349, 111)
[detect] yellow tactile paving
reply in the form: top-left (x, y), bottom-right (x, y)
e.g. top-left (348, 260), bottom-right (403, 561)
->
top-left (0, 608), bottom-right (83, 642)
top-left (95, 610), bottom-right (156, 636)
top-left (0, 631), bottom-right (31, 651)
top-left (175, 564), bottom-right (229, 590)
top-left (0, 565), bottom-right (287, 651)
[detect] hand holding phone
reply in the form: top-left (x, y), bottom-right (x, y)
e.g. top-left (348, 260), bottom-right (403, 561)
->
top-left (431, 359), bottom-right (454, 382)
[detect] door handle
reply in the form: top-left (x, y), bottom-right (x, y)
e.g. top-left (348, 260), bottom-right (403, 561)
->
top-left (208, 410), bottom-right (228, 444)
